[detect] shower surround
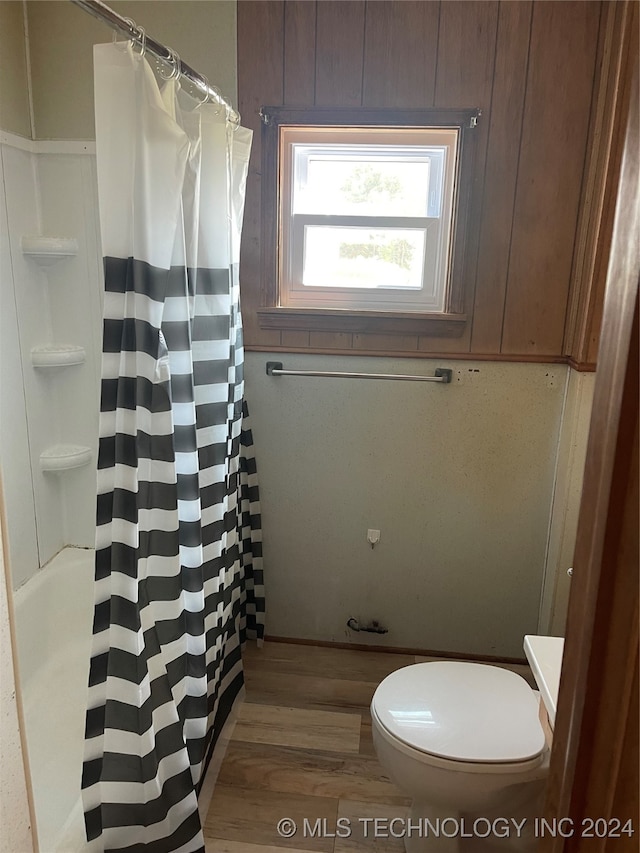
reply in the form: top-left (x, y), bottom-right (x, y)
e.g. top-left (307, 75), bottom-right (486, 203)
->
top-left (0, 130), bottom-right (104, 852)
top-left (0, 133), bottom-right (103, 583)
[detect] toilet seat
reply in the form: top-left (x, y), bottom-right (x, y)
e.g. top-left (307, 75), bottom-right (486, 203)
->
top-left (371, 661), bottom-right (545, 767)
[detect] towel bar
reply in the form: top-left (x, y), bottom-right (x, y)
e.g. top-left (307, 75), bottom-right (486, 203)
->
top-left (265, 361), bottom-right (452, 383)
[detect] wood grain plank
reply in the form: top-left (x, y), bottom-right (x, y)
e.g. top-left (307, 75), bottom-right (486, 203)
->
top-left (242, 170), bottom-right (281, 349)
top-left (258, 307), bottom-right (466, 337)
top-left (206, 842), bottom-right (313, 853)
top-left (315, 1), bottom-right (365, 106)
top-left (284, 1), bottom-right (316, 105)
top-left (358, 717), bottom-right (375, 757)
top-left (204, 785), bottom-right (338, 852)
top-left (470, 1), bottom-right (533, 354)
top-left (233, 703), bottom-right (361, 753)
top-left (362, 1), bottom-right (439, 108)
top-left (417, 333), bottom-right (477, 354)
top-left (237, 0), bottom-right (284, 348)
top-left (237, 0), bottom-right (602, 361)
top-left (281, 330), bottom-right (311, 349)
top-left (244, 669), bottom-right (377, 717)
top-left (502, 1), bottom-right (601, 356)
top-left (308, 331), bottom-right (353, 349)
top-left (243, 640), bottom-right (414, 683)
top-left (608, 652), bottom-right (638, 850)
top-left (586, 5), bottom-right (637, 366)
top-left (563, 0), bottom-right (612, 363)
top-left (434, 1), bottom-right (499, 108)
top-left (352, 334), bottom-right (418, 353)
top-left (434, 1), bottom-right (499, 356)
top-left (218, 740), bottom-right (410, 805)
top-left (238, 1), bottom-right (284, 128)
top-left (564, 2), bottom-right (635, 367)
top-left (335, 799), bottom-right (409, 852)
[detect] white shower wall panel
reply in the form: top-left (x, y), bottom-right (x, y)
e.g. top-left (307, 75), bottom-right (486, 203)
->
top-left (36, 150), bottom-right (103, 548)
top-left (0, 137), bottom-right (102, 586)
top-left (1, 139), bottom-right (64, 578)
top-left (0, 144), bottom-right (39, 588)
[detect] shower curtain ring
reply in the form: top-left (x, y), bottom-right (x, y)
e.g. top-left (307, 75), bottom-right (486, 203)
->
top-left (159, 47), bottom-right (181, 81)
top-left (209, 84), bottom-right (226, 116)
top-left (194, 75), bottom-right (210, 107)
top-left (133, 25), bottom-right (147, 57)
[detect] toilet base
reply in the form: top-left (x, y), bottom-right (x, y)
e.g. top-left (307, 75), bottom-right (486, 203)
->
top-left (404, 804), bottom-right (460, 853)
top-left (401, 789), bottom-right (545, 853)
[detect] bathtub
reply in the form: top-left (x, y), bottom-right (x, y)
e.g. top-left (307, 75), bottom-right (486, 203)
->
top-left (13, 546), bottom-right (97, 853)
top-left (12, 544), bottom-right (238, 851)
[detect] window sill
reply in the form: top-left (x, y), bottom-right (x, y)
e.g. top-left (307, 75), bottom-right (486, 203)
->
top-left (256, 307), bottom-right (467, 337)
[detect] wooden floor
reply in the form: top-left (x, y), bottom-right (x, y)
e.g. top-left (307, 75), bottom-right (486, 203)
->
top-left (203, 641), bottom-right (535, 852)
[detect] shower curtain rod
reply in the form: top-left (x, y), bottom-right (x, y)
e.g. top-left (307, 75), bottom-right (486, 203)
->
top-left (71, 0), bottom-right (240, 124)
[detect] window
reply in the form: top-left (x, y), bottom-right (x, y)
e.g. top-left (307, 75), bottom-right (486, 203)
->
top-left (281, 126), bottom-right (459, 312)
top-left (259, 108), bottom-right (479, 337)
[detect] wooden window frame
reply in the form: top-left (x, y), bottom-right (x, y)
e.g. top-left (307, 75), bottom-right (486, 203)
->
top-left (257, 107), bottom-right (479, 337)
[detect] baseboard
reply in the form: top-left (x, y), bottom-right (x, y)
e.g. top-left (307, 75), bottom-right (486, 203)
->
top-left (263, 634), bottom-right (529, 666)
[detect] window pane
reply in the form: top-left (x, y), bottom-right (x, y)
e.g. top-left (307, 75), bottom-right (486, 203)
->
top-left (302, 226), bottom-right (426, 290)
top-left (293, 145), bottom-right (445, 217)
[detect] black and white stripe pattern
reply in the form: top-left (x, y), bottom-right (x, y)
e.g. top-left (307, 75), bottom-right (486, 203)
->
top-left (83, 44), bottom-right (262, 852)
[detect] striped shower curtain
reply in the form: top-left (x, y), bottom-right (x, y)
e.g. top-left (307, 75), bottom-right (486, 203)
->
top-left (82, 43), bottom-right (264, 852)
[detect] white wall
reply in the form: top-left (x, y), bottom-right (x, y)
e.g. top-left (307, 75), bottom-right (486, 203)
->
top-left (26, 0), bottom-right (237, 140)
top-left (539, 369), bottom-right (596, 635)
top-left (245, 353), bottom-right (568, 659)
top-left (0, 1), bottom-right (32, 139)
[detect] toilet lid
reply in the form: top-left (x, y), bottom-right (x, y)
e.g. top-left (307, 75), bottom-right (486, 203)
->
top-left (372, 661), bottom-right (545, 763)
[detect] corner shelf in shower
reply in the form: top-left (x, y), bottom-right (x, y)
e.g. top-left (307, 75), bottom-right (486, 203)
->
top-left (21, 236), bottom-right (79, 266)
top-left (39, 444), bottom-right (92, 472)
top-left (31, 345), bottom-right (86, 368)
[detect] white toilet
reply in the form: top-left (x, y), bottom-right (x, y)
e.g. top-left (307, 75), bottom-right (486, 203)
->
top-left (371, 661), bottom-right (549, 852)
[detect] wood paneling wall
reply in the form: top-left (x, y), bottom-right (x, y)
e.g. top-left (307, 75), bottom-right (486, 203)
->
top-left (238, 0), bottom-right (605, 363)
top-left (564, 1), bottom-right (637, 369)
